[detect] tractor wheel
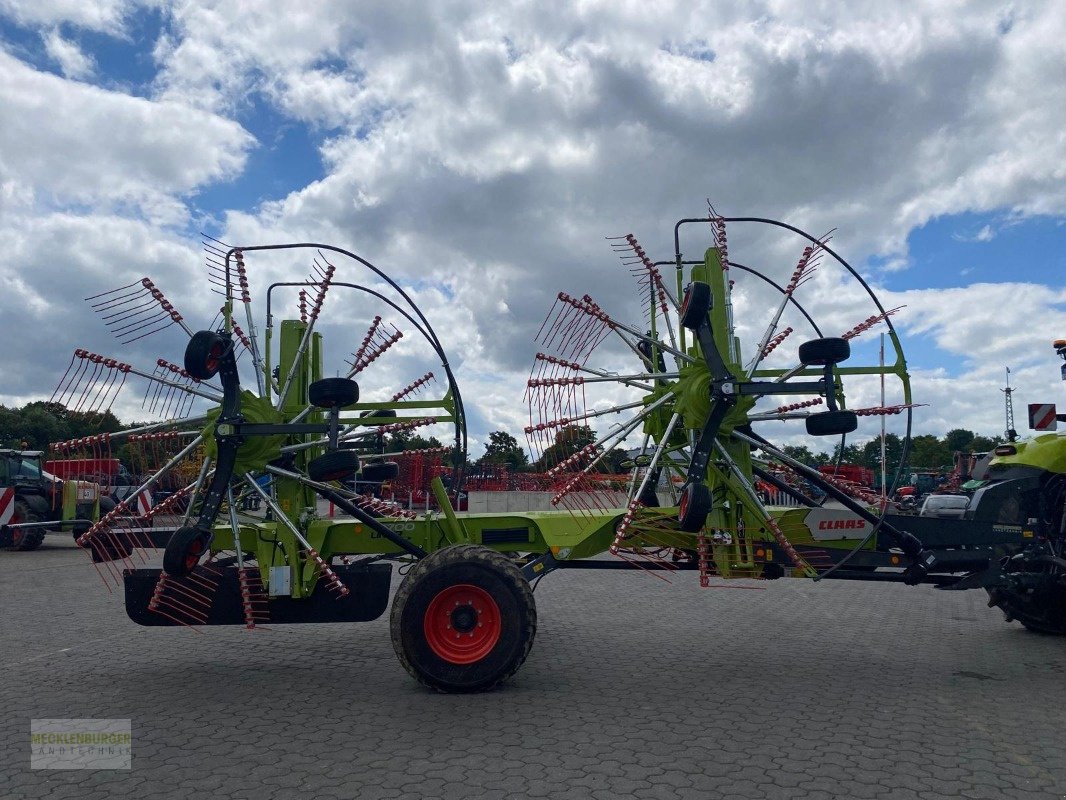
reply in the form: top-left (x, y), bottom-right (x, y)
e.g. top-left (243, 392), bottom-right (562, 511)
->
top-left (360, 461), bottom-right (400, 482)
top-left (798, 337), bottom-right (850, 366)
top-left (391, 544), bottom-right (536, 692)
top-left (678, 482), bottom-right (712, 532)
top-left (308, 377), bottom-right (359, 408)
top-left (806, 410), bottom-right (858, 437)
top-left (308, 450), bottom-right (360, 482)
top-left (184, 330), bottom-right (229, 380)
top-left (989, 589), bottom-right (1066, 636)
top-left (5, 499), bottom-right (45, 551)
top-left (679, 281), bottom-right (712, 330)
top-left (163, 525), bottom-right (211, 577)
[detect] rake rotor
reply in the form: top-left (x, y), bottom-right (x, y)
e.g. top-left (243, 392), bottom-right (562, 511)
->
top-left (65, 241), bottom-right (467, 631)
top-left (527, 208), bottom-right (918, 580)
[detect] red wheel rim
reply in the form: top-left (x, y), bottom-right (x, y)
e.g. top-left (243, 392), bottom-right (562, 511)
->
top-left (679, 487), bottom-right (690, 520)
top-left (423, 584), bottom-right (502, 664)
top-left (184, 537), bottom-right (204, 571)
top-left (9, 512), bottom-right (24, 547)
top-left (205, 341), bottom-right (224, 374)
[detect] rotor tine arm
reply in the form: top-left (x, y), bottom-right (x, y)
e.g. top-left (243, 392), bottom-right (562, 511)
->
top-left (276, 261), bottom-right (336, 409)
top-left (77, 434), bottom-right (205, 549)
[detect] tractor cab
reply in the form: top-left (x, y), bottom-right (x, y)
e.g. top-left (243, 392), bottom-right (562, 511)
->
top-left (0, 449), bottom-right (58, 491)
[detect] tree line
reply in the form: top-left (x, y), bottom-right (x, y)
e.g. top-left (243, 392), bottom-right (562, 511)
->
top-left (781, 427), bottom-right (1004, 484)
top-left (2, 400), bottom-right (1001, 481)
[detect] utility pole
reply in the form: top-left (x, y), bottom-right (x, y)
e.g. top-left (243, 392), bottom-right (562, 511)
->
top-left (1002, 366), bottom-right (1018, 442)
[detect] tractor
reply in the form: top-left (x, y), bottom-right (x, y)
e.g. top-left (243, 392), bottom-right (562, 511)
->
top-left (972, 339), bottom-right (1066, 633)
top-left (0, 449), bottom-right (113, 551)
top-left (60, 212), bottom-right (1066, 693)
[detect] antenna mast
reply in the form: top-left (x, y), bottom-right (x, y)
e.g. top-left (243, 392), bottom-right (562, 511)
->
top-left (1002, 366), bottom-right (1018, 442)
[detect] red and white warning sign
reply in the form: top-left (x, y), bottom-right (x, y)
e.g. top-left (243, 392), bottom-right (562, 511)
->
top-left (136, 490), bottom-right (153, 517)
top-left (0, 488), bottom-right (14, 525)
top-left (1029, 403), bottom-right (1058, 431)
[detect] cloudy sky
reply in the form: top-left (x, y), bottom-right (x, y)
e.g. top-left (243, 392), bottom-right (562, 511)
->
top-left (1, 0), bottom-right (1064, 459)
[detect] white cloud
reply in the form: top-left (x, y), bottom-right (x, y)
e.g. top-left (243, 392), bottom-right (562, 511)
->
top-left (41, 28), bottom-right (96, 79)
top-left (0, 47), bottom-right (253, 223)
top-left (0, 0), bottom-right (134, 33)
top-left (952, 223), bottom-right (996, 243)
top-left (2, 0), bottom-right (1066, 463)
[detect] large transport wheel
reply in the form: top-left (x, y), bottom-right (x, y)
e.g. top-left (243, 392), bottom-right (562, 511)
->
top-left (391, 544), bottom-right (536, 693)
top-left (4, 499), bottom-right (45, 551)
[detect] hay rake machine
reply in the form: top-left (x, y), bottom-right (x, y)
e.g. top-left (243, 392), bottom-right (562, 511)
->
top-left (59, 209), bottom-right (1065, 693)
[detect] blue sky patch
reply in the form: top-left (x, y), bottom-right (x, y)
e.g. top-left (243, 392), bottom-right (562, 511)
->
top-left (887, 212), bottom-right (1063, 291)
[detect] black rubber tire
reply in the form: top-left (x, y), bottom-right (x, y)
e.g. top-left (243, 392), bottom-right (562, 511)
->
top-left (806, 410), bottom-right (858, 436)
top-left (184, 330), bottom-right (229, 380)
top-left (308, 377), bottom-right (359, 408)
top-left (5, 499), bottom-right (45, 551)
top-left (308, 450), bottom-right (360, 482)
top-left (988, 587), bottom-right (1066, 636)
top-left (679, 282), bottom-right (712, 330)
top-left (390, 544), bottom-right (537, 693)
top-left (360, 461), bottom-right (400, 482)
top-left (678, 482), bottom-right (713, 532)
top-left (163, 525), bottom-right (211, 577)
top-left (798, 337), bottom-right (850, 366)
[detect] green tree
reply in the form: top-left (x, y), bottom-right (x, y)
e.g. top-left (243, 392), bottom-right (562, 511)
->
top-left (908, 434), bottom-right (952, 471)
top-left (859, 433), bottom-right (905, 488)
top-left (780, 444), bottom-right (830, 467)
top-left (406, 434), bottom-right (445, 451)
top-left (968, 434), bottom-right (1001, 453)
top-left (601, 447), bottom-right (631, 474)
top-left (944, 428), bottom-right (976, 453)
top-left (830, 442), bottom-right (865, 464)
top-left (535, 424), bottom-right (596, 471)
top-left (479, 430), bottom-right (529, 471)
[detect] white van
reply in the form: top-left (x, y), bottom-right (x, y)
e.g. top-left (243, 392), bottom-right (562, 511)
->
top-left (919, 494), bottom-right (970, 519)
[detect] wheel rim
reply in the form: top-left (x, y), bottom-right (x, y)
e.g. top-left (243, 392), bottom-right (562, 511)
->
top-left (423, 584), bottom-right (502, 664)
top-left (9, 512), bottom-right (24, 547)
top-left (205, 341), bottom-right (224, 374)
top-left (184, 537), bottom-right (204, 571)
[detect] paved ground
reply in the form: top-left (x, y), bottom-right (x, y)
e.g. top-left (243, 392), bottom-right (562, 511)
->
top-left (1, 536), bottom-right (1064, 800)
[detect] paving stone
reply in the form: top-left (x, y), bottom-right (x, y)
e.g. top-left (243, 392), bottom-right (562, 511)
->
top-left (1, 538), bottom-right (1064, 799)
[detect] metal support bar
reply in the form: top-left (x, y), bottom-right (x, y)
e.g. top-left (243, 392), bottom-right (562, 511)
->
top-left (430, 477), bottom-right (469, 544)
top-left (263, 466), bottom-right (428, 558)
